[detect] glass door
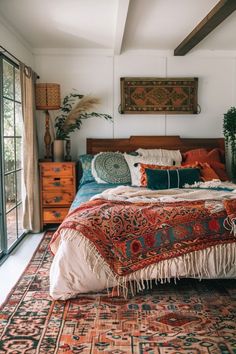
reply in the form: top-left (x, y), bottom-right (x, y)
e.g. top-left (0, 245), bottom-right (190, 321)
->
top-left (0, 55), bottom-right (25, 260)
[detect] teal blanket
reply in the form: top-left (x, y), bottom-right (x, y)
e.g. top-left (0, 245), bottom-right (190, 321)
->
top-left (70, 182), bottom-right (126, 210)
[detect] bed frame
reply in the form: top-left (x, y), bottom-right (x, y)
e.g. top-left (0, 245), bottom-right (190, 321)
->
top-left (87, 135), bottom-right (225, 156)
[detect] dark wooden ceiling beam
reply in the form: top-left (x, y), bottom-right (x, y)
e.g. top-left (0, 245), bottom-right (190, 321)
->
top-left (174, 0), bottom-right (236, 56)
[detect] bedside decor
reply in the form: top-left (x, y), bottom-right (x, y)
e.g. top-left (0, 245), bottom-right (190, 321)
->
top-left (35, 83), bottom-right (61, 160)
top-left (54, 92), bottom-right (112, 140)
top-left (120, 77), bottom-right (198, 114)
top-left (53, 139), bottom-right (65, 162)
top-left (53, 92), bottom-right (112, 161)
top-left (223, 106), bottom-right (236, 181)
top-left (39, 162), bottom-right (76, 228)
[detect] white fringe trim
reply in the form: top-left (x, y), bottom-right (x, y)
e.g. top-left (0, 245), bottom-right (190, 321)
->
top-left (224, 216), bottom-right (236, 237)
top-left (59, 228), bottom-right (236, 298)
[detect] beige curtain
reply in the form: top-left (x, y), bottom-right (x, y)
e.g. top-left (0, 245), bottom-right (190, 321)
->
top-left (20, 63), bottom-right (40, 233)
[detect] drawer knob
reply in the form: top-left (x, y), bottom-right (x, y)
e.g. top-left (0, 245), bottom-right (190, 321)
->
top-left (53, 211), bottom-right (61, 218)
top-left (53, 168), bottom-right (61, 172)
top-left (53, 182), bottom-right (61, 186)
top-left (54, 196), bottom-right (62, 202)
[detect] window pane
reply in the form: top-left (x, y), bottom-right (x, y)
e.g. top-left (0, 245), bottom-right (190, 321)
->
top-left (5, 173), bottom-right (16, 212)
top-left (15, 68), bottom-right (21, 102)
top-left (16, 138), bottom-right (22, 170)
top-left (17, 203), bottom-right (24, 237)
top-left (1, 57), bottom-right (25, 257)
top-left (16, 170), bottom-right (22, 203)
top-left (3, 99), bottom-right (14, 136)
top-left (15, 103), bottom-right (23, 136)
top-left (3, 60), bottom-right (14, 99)
top-left (4, 138), bottom-right (15, 172)
top-left (6, 208), bottom-right (17, 248)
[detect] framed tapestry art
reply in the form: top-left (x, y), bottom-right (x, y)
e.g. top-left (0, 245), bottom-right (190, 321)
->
top-left (120, 77), bottom-right (198, 114)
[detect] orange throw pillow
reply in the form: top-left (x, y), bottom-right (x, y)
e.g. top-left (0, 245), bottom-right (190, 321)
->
top-left (139, 164), bottom-right (166, 186)
top-left (209, 161), bottom-right (229, 181)
top-left (196, 162), bottom-right (220, 181)
top-left (182, 148), bottom-right (228, 181)
top-left (182, 148), bottom-right (222, 163)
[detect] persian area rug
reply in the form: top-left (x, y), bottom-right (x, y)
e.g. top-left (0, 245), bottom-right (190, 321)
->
top-left (0, 232), bottom-right (236, 353)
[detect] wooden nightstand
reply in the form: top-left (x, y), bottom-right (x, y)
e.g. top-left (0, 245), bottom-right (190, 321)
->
top-left (39, 162), bottom-right (76, 229)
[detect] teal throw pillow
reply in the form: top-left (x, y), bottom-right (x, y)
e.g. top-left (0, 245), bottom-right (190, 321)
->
top-left (92, 152), bottom-right (131, 184)
top-left (78, 154), bottom-right (95, 186)
top-left (146, 168), bottom-right (201, 190)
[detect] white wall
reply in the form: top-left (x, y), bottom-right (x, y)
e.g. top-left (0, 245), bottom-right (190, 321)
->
top-left (34, 50), bottom-right (236, 159)
top-left (0, 17), bottom-right (34, 67)
top-left (34, 52), bottom-right (114, 159)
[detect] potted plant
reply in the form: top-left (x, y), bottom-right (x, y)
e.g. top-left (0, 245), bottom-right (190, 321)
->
top-left (223, 106), bottom-right (236, 181)
top-left (53, 92), bottom-right (112, 161)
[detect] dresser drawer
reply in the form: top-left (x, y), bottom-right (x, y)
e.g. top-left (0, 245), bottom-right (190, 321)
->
top-left (41, 163), bottom-right (74, 177)
top-left (42, 191), bottom-right (74, 206)
top-left (42, 177), bottom-right (74, 190)
top-left (43, 208), bottom-right (69, 223)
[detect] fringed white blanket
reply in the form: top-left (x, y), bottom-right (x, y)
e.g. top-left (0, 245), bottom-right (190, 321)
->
top-left (91, 182), bottom-right (236, 204)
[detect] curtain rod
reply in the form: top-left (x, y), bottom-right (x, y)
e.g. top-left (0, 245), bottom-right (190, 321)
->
top-left (0, 45), bottom-right (40, 79)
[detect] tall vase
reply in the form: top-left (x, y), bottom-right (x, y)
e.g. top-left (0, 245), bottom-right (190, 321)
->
top-left (53, 140), bottom-right (64, 162)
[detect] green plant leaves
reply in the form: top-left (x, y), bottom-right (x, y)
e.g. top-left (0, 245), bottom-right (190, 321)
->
top-left (54, 93), bottom-right (112, 140)
top-left (223, 107), bottom-right (236, 180)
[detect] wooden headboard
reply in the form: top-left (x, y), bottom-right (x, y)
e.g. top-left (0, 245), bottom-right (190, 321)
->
top-left (87, 135), bottom-right (225, 156)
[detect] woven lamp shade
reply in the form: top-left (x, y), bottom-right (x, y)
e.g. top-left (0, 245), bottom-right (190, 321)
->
top-left (35, 83), bottom-right (61, 110)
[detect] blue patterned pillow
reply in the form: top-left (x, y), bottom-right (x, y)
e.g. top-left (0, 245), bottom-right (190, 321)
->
top-left (92, 152), bottom-right (131, 184)
top-left (78, 154), bottom-right (95, 186)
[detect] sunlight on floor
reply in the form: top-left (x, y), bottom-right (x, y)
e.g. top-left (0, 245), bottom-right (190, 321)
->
top-left (0, 232), bottom-right (44, 306)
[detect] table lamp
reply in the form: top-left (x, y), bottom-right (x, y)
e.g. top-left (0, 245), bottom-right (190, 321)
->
top-left (35, 83), bottom-right (61, 160)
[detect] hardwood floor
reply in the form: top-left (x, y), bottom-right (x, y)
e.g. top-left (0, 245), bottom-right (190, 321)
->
top-left (0, 232), bottom-right (44, 306)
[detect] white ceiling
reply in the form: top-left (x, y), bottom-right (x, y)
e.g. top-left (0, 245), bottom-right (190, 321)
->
top-left (0, 0), bottom-right (236, 54)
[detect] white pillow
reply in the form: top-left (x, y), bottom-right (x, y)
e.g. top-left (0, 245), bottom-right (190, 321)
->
top-left (124, 153), bottom-right (173, 186)
top-left (136, 148), bottom-right (182, 166)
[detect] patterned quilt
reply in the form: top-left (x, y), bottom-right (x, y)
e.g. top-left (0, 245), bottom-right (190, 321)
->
top-left (50, 195), bottom-right (236, 277)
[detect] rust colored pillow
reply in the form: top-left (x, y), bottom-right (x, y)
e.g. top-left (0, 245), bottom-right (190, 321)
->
top-left (182, 148), bottom-right (222, 163)
top-left (182, 161), bottom-right (228, 181)
top-left (140, 162), bottom-right (220, 186)
top-left (182, 148), bottom-right (228, 181)
top-left (197, 162), bottom-right (220, 181)
top-left (209, 161), bottom-right (229, 181)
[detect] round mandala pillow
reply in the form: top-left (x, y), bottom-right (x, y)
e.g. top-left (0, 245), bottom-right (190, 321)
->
top-left (92, 152), bottom-right (131, 184)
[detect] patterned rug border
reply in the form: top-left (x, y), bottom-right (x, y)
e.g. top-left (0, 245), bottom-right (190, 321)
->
top-left (0, 231), bottom-right (52, 310)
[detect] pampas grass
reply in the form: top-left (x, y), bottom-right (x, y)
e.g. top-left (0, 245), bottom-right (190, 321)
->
top-left (63, 96), bottom-right (100, 128)
top-left (54, 92), bottom-right (112, 139)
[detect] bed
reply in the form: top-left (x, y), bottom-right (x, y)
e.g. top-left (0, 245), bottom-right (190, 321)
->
top-left (49, 136), bottom-right (236, 300)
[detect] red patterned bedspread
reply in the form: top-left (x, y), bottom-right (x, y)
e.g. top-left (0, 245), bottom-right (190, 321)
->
top-left (50, 198), bottom-right (236, 276)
